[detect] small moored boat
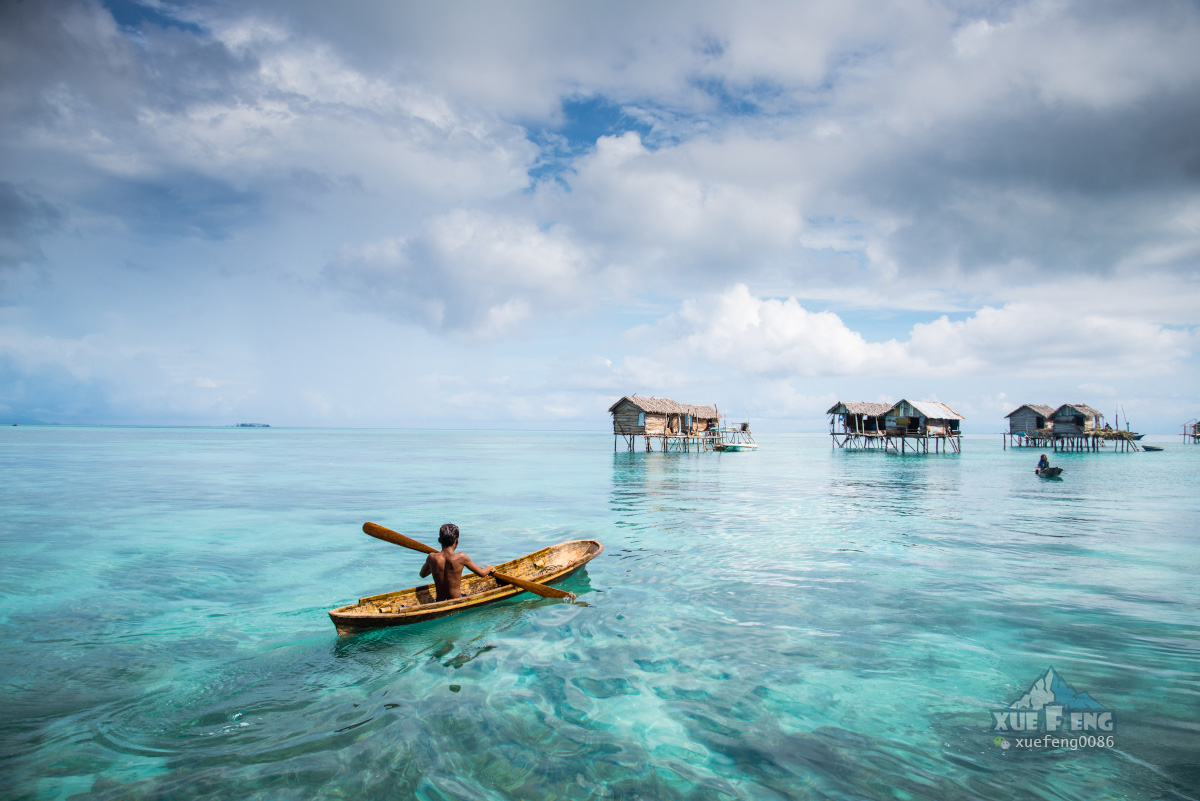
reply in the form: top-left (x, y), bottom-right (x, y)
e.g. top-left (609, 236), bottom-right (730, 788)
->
top-left (329, 539), bottom-right (603, 635)
top-left (713, 418), bottom-right (757, 452)
top-left (1142, 445), bottom-right (1163, 452)
top-left (1036, 466), bottom-right (1064, 478)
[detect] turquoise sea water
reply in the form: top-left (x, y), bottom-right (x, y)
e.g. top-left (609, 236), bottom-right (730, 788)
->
top-left (1, 427), bottom-right (1198, 800)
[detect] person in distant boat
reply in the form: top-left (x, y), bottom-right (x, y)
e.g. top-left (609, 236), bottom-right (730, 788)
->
top-left (1035, 453), bottom-right (1050, 473)
top-left (420, 523), bottom-right (494, 601)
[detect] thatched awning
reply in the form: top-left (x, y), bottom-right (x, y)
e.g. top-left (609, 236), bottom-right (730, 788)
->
top-left (827, 401), bottom-right (892, 416)
top-left (608, 395), bottom-right (719, 419)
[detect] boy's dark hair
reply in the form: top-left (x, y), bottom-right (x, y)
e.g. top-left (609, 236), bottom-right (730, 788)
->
top-left (438, 523), bottom-right (460, 547)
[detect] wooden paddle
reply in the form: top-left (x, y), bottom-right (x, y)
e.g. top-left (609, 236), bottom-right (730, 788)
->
top-left (362, 522), bottom-right (576, 601)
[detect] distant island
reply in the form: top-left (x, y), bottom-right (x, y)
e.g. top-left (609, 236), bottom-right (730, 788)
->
top-left (237, 423), bottom-right (270, 428)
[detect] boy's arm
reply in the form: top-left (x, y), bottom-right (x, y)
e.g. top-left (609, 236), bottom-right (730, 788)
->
top-left (419, 555), bottom-right (433, 578)
top-left (461, 555), bottom-right (495, 577)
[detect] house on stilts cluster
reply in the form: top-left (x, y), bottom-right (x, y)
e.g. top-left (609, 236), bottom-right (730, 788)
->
top-left (829, 399), bottom-right (963, 454)
top-left (826, 402), bottom-right (891, 449)
top-left (608, 396), bottom-right (721, 452)
top-left (1184, 419), bottom-right (1200, 444)
top-left (1004, 403), bottom-right (1140, 451)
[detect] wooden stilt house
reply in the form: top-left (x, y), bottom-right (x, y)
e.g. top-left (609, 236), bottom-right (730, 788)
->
top-left (827, 401), bottom-right (892, 449)
top-left (1003, 404), bottom-right (1055, 448)
top-left (609, 396), bottom-right (720, 452)
top-left (1185, 419), bottom-right (1200, 444)
top-left (884, 400), bottom-right (964, 453)
top-left (1005, 401), bottom-right (1139, 452)
top-left (1049, 404), bottom-right (1103, 437)
top-left (1057, 402), bottom-right (1128, 451)
top-left (829, 398), bottom-right (963, 453)
top-left (1006, 404), bottom-right (1055, 435)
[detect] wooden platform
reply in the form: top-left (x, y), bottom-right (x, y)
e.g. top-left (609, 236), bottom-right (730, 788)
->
top-left (831, 431), bottom-right (961, 453)
top-left (614, 432), bottom-right (722, 452)
top-left (1005, 431), bottom-right (1140, 452)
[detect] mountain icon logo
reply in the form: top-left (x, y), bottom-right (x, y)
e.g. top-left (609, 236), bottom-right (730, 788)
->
top-left (991, 667), bottom-right (1115, 734)
top-left (1008, 667), bottom-right (1108, 712)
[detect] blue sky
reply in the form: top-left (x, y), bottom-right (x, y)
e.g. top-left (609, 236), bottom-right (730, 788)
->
top-left (1, 0), bottom-right (1198, 431)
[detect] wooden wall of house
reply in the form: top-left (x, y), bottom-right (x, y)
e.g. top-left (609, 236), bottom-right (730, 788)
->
top-left (612, 402), bottom-right (671, 435)
top-left (644, 413), bottom-right (667, 435)
top-left (664, 413), bottom-right (716, 435)
top-left (1008, 408), bottom-right (1046, 434)
top-left (611, 400), bottom-right (715, 436)
top-left (1052, 409), bottom-right (1094, 436)
top-left (886, 403), bottom-right (923, 434)
top-left (612, 402), bottom-right (644, 434)
top-left (886, 402), bottom-right (961, 435)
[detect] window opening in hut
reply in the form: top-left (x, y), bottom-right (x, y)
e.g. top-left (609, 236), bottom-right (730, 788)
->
top-left (637, 411), bottom-right (645, 427)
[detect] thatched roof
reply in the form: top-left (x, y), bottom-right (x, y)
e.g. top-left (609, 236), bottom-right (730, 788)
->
top-left (1005, 404), bottom-right (1056, 418)
top-left (827, 401), bottom-right (892, 416)
top-left (607, 395), bottom-right (719, 419)
top-left (1053, 403), bottom-right (1103, 418)
top-left (898, 400), bottom-right (965, 420)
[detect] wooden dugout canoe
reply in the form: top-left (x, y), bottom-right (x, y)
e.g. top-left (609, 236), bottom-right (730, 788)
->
top-left (329, 539), bottom-right (603, 636)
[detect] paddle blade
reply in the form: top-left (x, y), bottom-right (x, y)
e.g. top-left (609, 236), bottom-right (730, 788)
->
top-left (363, 522), bottom-right (436, 554)
top-left (494, 570), bottom-right (575, 601)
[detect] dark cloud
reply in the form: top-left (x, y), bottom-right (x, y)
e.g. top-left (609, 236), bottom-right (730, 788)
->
top-left (0, 0), bottom-right (252, 129)
top-left (0, 0), bottom-right (138, 128)
top-left (0, 183), bottom-right (63, 267)
top-left (844, 88), bottom-right (1200, 277)
top-left (0, 0), bottom-right (267, 243)
top-left (803, 1), bottom-right (1200, 280)
top-left (82, 172), bottom-right (264, 240)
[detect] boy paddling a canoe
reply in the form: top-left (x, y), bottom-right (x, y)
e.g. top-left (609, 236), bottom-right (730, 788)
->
top-left (419, 523), bottom-right (495, 601)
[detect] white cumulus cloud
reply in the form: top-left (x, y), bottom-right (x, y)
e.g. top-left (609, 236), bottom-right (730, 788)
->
top-left (325, 210), bottom-right (593, 337)
top-left (646, 284), bottom-right (1195, 379)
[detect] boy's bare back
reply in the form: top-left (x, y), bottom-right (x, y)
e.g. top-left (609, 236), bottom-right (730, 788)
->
top-left (419, 523), bottom-right (493, 601)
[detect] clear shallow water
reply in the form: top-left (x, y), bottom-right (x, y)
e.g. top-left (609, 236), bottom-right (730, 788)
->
top-left (1, 427), bottom-right (1197, 800)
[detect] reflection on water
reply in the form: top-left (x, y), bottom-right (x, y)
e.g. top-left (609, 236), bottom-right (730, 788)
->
top-left (0, 429), bottom-right (1197, 799)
